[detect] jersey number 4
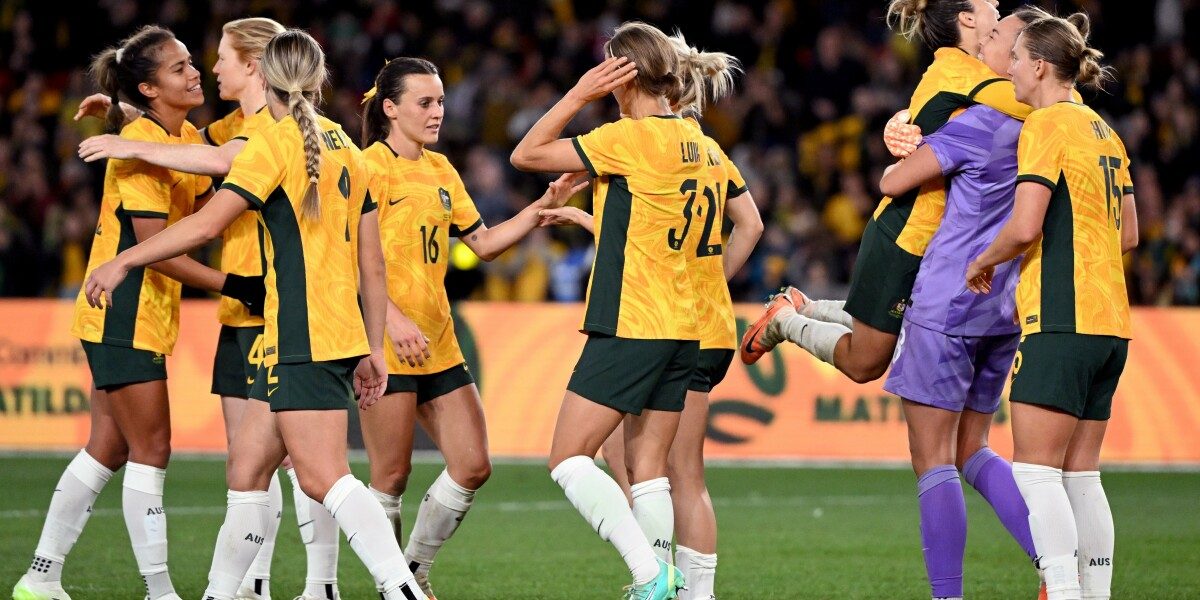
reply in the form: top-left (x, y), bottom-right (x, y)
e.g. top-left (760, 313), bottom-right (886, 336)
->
top-left (668, 179), bottom-right (723, 257)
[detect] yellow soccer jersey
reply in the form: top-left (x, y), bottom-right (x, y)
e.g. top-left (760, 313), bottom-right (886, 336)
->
top-left (573, 115), bottom-right (710, 340)
top-left (685, 121), bottom-right (748, 351)
top-left (71, 117), bottom-right (213, 355)
top-left (365, 142), bottom-right (484, 375)
top-left (222, 115), bottom-right (375, 366)
top-left (207, 106), bottom-right (274, 328)
top-left (874, 48), bottom-right (1034, 256)
top-left (1014, 102), bottom-right (1133, 339)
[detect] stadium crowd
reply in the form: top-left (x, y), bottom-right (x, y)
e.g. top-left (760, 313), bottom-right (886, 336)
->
top-left (1, 0), bottom-right (1197, 304)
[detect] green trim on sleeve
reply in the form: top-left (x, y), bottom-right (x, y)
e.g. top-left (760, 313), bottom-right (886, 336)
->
top-left (727, 183), bottom-right (749, 199)
top-left (967, 77), bottom-right (1008, 100)
top-left (222, 182), bottom-right (265, 209)
top-left (572, 137), bottom-right (598, 178)
top-left (1016, 174), bottom-right (1057, 191)
top-left (123, 210), bottom-right (168, 219)
top-left (451, 218), bottom-right (484, 238)
top-left (1122, 186), bottom-right (1135, 195)
top-left (362, 190), bottom-right (378, 215)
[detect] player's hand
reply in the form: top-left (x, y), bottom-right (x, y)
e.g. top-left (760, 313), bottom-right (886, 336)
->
top-left (965, 260), bottom-right (995, 294)
top-left (83, 258), bottom-right (131, 309)
top-left (883, 110), bottom-right (922, 158)
top-left (354, 350), bottom-right (388, 409)
top-left (538, 206), bottom-right (593, 230)
top-left (386, 310), bottom-right (429, 367)
top-left (534, 172), bottom-right (590, 209)
top-left (567, 56), bottom-right (638, 103)
top-left (74, 93), bottom-right (113, 121)
top-left (79, 134), bottom-right (138, 162)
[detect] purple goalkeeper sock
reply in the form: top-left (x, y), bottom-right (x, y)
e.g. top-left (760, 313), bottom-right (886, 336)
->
top-left (917, 465), bottom-right (966, 599)
top-left (962, 447), bottom-right (1037, 560)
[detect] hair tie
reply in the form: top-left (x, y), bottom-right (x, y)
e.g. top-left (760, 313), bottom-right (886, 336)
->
top-left (115, 48), bottom-right (125, 64)
top-left (309, 175), bottom-right (318, 184)
top-left (361, 85), bottom-right (378, 105)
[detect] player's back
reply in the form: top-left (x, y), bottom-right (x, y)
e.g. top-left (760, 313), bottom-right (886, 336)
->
top-left (223, 114), bottom-right (372, 364)
top-left (573, 115), bottom-right (711, 340)
top-left (1015, 102), bottom-right (1132, 339)
top-left (908, 104), bottom-right (1023, 337)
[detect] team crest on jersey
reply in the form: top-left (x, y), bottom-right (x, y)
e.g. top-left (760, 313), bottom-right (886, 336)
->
top-left (438, 187), bottom-right (452, 211)
top-left (888, 299), bottom-right (911, 319)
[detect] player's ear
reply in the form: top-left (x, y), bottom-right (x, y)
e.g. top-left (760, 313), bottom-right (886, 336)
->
top-left (382, 97), bottom-right (399, 119)
top-left (959, 8), bottom-right (976, 30)
top-left (137, 81), bottom-right (160, 101)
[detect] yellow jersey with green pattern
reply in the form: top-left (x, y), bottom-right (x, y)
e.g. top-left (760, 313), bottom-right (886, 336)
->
top-left (71, 117), bottom-right (213, 355)
top-left (682, 119), bottom-right (748, 350)
top-left (1014, 102), bottom-right (1133, 339)
top-left (365, 142), bottom-right (483, 375)
top-left (222, 115), bottom-right (377, 366)
top-left (573, 115), bottom-right (709, 340)
top-left (204, 106), bottom-right (274, 328)
top-left (873, 47), bottom-right (1034, 256)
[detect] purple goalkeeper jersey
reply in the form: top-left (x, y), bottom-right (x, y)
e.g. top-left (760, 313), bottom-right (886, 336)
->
top-left (906, 104), bottom-right (1022, 337)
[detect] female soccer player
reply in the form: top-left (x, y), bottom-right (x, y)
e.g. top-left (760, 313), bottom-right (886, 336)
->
top-left (551, 32), bottom-right (759, 600)
top-left (75, 19), bottom-right (345, 600)
top-left (966, 13), bottom-right (1135, 600)
top-left (873, 8), bottom-right (1053, 598)
top-left (82, 30), bottom-right (428, 600)
top-left (511, 21), bottom-right (734, 599)
top-left (357, 56), bottom-right (586, 598)
top-left (12, 26), bottom-right (263, 600)
top-left (744, 0), bottom-right (1034, 381)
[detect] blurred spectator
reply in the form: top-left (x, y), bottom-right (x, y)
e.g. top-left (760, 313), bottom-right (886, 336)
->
top-left (0, 0), bottom-right (1196, 305)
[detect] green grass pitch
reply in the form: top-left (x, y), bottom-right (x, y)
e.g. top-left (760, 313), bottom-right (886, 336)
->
top-left (1, 456), bottom-right (1197, 599)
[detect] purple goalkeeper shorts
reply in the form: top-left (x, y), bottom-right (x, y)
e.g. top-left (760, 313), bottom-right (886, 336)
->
top-left (883, 320), bottom-right (1020, 414)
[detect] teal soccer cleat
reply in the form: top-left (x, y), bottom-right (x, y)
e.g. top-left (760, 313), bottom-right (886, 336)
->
top-left (622, 559), bottom-right (685, 600)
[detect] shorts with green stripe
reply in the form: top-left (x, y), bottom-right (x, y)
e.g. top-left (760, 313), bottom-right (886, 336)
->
top-left (81, 340), bottom-right (167, 390)
top-left (385, 363), bottom-right (476, 404)
top-left (568, 334), bottom-right (699, 415)
top-left (211, 325), bottom-right (264, 398)
top-left (1009, 332), bottom-right (1128, 421)
top-left (248, 357), bottom-right (361, 412)
top-left (689, 349), bottom-right (735, 393)
top-left (844, 217), bottom-right (921, 335)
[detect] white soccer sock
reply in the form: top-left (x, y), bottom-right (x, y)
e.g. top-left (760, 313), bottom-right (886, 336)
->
top-left (405, 469), bottom-right (475, 575)
top-left (1064, 471), bottom-right (1113, 600)
top-left (370, 485), bottom-right (404, 543)
top-left (1013, 463), bottom-right (1081, 600)
top-left (775, 312), bottom-right (851, 365)
top-left (123, 462), bottom-right (176, 599)
top-left (675, 545), bottom-right (716, 600)
top-left (204, 490), bottom-right (271, 600)
top-left (802, 299), bottom-right (855, 330)
top-left (27, 450), bottom-right (114, 583)
top-left (551, 455), bottom-right (660, 585)
top-left (631, 477), bottom-right (674, 563)
top-left (288, 467), bottom-right (341, 599)
top-left (241, 472), bottom-right (283, 595)
top-left (323, 474), bottom-right (423, 599)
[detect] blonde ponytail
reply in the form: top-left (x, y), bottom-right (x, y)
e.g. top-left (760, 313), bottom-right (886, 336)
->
top-left (669, 31), bottom-right (740, 117)
top-left (260, 29), bottom-right (328, 219)
top-left (1020, 12), bottom-right (1114, 91)
top-left (886, 0), bottom-right (972, 49)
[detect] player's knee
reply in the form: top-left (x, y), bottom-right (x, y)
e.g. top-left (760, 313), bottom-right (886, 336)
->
top-left (846, 362), bottom-right (888, 384)
top-left (372, 463), bottom-right (412, 496)
top-left (956, 441), bottom-right (987, 471)
top-left (451, 457), bottom-right (492, 490)
top-left (298, 478), bottom-right (332, 504)
top-left (127, 436), bottom-right (171, 467)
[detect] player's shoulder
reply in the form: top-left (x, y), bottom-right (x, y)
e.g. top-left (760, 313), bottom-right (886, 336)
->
top-left (926, 48), bottom-right (993, 91)
top-left (240, 107), bottom-right (275, 136)
top-left (120, 116), bottom-right (169, 142)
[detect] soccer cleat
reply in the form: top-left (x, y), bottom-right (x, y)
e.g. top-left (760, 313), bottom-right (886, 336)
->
top-left (235, 586), bottom-right (268, 600)
top-left (739, 293), bottom-right (795, 365)
top-left (12, 576), bottom-right (72, 600)
top-left (621, 559), bottom-right (685, 600)
top-left (144, 594), bottom-right (183, 600)
top-left (776, 285), bottom-right (812, 313)
top-left (1036, 582), bottom-right (1048, 600)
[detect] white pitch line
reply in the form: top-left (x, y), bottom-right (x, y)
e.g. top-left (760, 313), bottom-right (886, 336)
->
top-left (0, 494), bottom-right (907, 521)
